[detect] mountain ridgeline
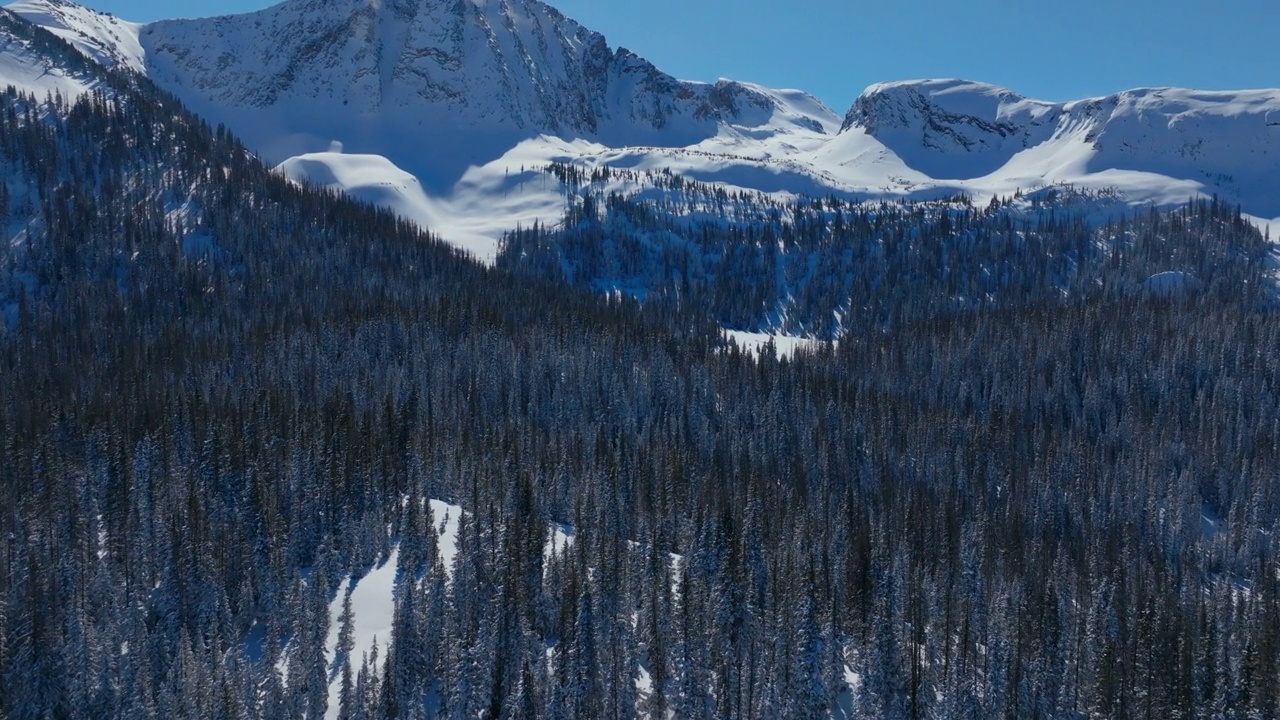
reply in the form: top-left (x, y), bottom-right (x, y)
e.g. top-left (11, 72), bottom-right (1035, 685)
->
top-left (9, 0), bottom-right (1280, 251)
top-left (2, 7), bottom-right (1280, 720)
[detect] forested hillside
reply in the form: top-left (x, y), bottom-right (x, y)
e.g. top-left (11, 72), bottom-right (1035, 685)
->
top-left (499, 165), bottom-right (1273, 337)
top-left (2, 15), bottom-right (1280, 720)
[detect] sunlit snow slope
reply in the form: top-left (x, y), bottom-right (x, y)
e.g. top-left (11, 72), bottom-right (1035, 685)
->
top-left (6, 0), bottom-right (1280, 259)
top-left (0, 2), bottom-right (106, 98)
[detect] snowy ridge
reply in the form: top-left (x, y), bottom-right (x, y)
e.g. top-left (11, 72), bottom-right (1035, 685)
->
top-left (0, 6), bottom-right (102, 97)
top-left (131, 0), bottom-right (833, 176)
top-left (5, 0), bottom-right (141, 71)
top-left (5, 0), bottom-right (1280, 256)
top-left (837, 79), bottom-right (1280, 217)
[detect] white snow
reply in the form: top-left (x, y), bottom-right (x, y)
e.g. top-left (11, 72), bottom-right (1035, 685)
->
top-left (834, 660), bottom-right (861, 718)
top-left (547, 521), bottom-right (574, 557)
top-left (323, 548), bottom-right (399, 719)
top-left (5, 0), bottom-right (143, 71)
top-left (724, 330), bottom-right (821, 359)
top-left (277, 139), bottom-right (594, 264)
top-left (0, 16), bottom-right (94, 98)
top-left (307, 499), bottom-right (601, 719)
top-left (321, 499), bottom-right (460, 720)
top-left (204, 63), bottom-right (1280, 263)
top-left (6, 0), bottom-right (1280, 262)
top-left (430, 498), bottom-right (462, 573)
top-left (634, 663), bottom-right (653, 711)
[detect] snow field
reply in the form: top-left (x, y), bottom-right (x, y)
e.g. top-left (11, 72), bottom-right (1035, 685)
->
top-left (10, 0), bottom-right (1278, 267)
top-left (321, 500), bottom-right (460, 720)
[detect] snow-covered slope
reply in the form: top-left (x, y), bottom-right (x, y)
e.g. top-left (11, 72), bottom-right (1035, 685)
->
top-left (830, 79), bottom-right (1280, 219)
top-left (6, 0), bottom-right (1280, 257)
top-left (134, 0), bottom-right (834, 187)
top-left (321, 500), bottom-right (462, 720)
top-left (277, 139), bottom-right (595, 262)
top-left (0, 5), bottom-right (105, 98)
top-left (5, 0), bottom-right (142, 71)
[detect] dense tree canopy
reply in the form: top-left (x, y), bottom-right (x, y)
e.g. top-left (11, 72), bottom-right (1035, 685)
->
top-left (2, 18), bottom-right (1279, 719)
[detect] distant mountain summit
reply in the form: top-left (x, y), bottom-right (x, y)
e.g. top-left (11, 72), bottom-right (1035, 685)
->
top-left (5, 0), bottom-right (1279, 259)
top-left (840, 79), bottom-right (1064, 179)
top-left (137, 0), bottom-right (798, 149)
top-left (843, 79), bottom-right (1280, 211)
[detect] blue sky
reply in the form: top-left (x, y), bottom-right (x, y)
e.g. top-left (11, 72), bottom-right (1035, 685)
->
top-left (76, 0), bottom-right (1280, 111)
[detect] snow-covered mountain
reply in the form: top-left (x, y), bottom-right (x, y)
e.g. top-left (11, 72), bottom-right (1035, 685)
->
top-left (5, 0), bottom-right (1280, 260)
top-left (5, 10), bottom-right (1280, 720)
top-left (829, 79), bottom-right (1280, 218)
top-left (131, 0), bottom-right (831, 170)
top-left (0, 1), bottom-right (110, 97)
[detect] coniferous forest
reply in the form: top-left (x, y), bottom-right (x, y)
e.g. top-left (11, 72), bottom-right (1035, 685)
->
top-left (3, 16), bottom-right (1280, 720)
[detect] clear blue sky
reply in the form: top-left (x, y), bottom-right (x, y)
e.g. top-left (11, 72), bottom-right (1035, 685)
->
top-left (76, 0), bottom-right (1280, 112)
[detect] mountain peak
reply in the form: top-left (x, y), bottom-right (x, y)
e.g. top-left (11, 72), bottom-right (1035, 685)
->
top-left (5, 0), bottom-right (1278, 241)
top-left (842, 78), bottom-right (1049, 134)
top-left (72, 0), bottom-right (826, 183)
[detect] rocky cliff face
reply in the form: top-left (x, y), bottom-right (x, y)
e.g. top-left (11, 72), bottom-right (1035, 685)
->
top-left (135, 0), bottom-right (779, 149)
